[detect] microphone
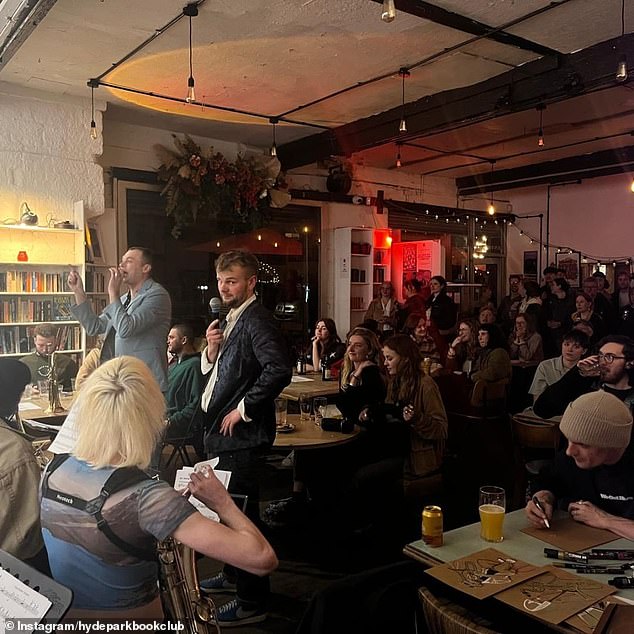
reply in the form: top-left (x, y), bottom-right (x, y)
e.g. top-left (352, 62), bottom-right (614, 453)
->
top-left (209, 297), bottom-right (223, 323)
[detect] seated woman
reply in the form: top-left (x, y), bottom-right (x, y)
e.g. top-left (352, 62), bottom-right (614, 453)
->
top-left (40, 356), bottom-right (277, 620)
top-left (508, 313), bottom-right (543, 365)
top-left (571, 291), bottom-right (604, 345)
top-left (403, 312), bottom-right (447, 365)
top-left (306, 318), bottom-right (346, 372)
top-left (471, 323), bottom-right (512, 384)
top-left (446, 319), bottom-right (479, 374)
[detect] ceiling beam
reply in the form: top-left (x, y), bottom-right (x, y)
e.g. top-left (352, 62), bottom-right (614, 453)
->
top-left (456, 144), bottom-right (634, 195)
top-left (278, 34), bottom-right (634, 170)
top-left (368, 0), bottom-right (561, 57)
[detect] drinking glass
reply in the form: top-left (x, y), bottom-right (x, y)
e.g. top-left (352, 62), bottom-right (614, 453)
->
top-left (274, 397), bottom-right (288, 426)
top-left (479, 486), bottom-right (506, 542)
top-left (299, 393), bottom-right (312, 421)
top-left (37, 379), bottom-right (50, 398)
top-left (313, 397), bottom-right (327, 427)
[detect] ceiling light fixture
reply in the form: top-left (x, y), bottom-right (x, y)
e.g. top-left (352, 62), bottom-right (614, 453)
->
top-left (487, 160), bottom-right (496, 215)
top-left (184, 3), bottom-right (198, 102)
top-left (398, 67), bottom-right (410, 134)
top-left (269, 117), bottom-right (278, 156)
top-left (381, 0), bottom-right (396, 23)
top-left (396, 143), bottom-right (402, 168)
top-left (630, 177), bottom-right (634, 193)
top-left (616, 0), bottom-right (628, 82)
top-left (536, 104), bottom-right (546, 147)
top-left (88, 79), bottom-right (98, 139)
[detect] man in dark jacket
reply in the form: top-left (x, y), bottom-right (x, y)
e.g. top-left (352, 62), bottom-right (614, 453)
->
top-left (197, 250), bottom-right (291, 626)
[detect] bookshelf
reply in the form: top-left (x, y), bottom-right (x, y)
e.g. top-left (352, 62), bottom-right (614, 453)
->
top-left (0, 220), bottom-right (86, 363)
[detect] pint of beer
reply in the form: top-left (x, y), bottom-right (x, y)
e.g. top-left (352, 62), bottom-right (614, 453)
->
top-left (479, 486), bottom-right (505, 542)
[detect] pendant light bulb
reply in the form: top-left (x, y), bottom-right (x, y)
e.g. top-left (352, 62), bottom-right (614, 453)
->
top-left (538, 128), bottom-right (544, 147)
top-left (616, 54), bottom-right (628, 82)
top-left (88, 80), bottom-right (98, 140)
top-left (269, 117), bottom-right (278, 157)
top-left (398, 68), bottom-right (410, 135)
top-left (396, 144), bottom-right (402, 168)
top-left (487, 203), bottom-right (495, 216)
top-left (186, 76), bottom-right (196, 103)
top-left (90, 120), bottom-right (98, 140)
top-left (399, 117), bottom-right (407, 133)
top-left (630, 178), bottom-right (634, 193)
top-left (184, 5), bottom-right (198, 102)
top-left (381, 0), bottom-right (396, 23)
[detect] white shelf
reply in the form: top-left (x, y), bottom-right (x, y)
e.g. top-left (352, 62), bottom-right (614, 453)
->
top-left (0, 320), bottom-right (79, 327)
top-left (350, 282), bottom-right (370, 286)
top-left (1, 348), bottom-right (82, 358)
top-left (0, 224), bottom-right (81, 234)
top-left (0, 291), bottom-right (72, 296)
top-left (351, 253), bottom-right (371, 257)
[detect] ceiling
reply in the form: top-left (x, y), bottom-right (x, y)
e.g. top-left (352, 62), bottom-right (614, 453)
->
top-left (1, 0), bottom-right (633, 192)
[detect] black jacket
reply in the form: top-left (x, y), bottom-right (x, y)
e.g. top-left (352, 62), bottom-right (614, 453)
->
top-left (202, 301), bottom-right (292, 454)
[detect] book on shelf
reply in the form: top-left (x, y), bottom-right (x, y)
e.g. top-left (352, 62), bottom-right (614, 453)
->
top-left (0, 297), bottom-right (75, 322)
top-left (0, 324), bottom-right (81, 355)
top-left (0, 270), bottom-right (67, 293)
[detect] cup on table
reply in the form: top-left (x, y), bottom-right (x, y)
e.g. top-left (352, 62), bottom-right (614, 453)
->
top-left (299, 393), bottom-right (312, 421)
top-left (313, 397), bottom-right (327, 427)
top-left (37, 379), bottom-right (50, 397)
top-left (479, 486), bottom-right (506, 542)
top-left (70, 378), bottom-right (76, 393)
top-left (274, 397), bottom-right (288, 426)
top-left (22, 384), bottom-right (33, 400)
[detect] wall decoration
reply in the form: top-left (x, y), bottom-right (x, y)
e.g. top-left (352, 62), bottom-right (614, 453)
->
top-left (556, 251), bottom-right (581, 287)
top-left (523, 250), bottom-right (538, 280)
top-left (85, 223), bottom-right (105, 265)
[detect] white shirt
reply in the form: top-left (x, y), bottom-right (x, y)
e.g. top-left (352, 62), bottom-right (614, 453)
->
top-left (200, 294), bottom-right (257, 418)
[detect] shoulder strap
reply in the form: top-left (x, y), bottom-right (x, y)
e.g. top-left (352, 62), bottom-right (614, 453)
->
top-left (42, 460), bottom-right (156, 562)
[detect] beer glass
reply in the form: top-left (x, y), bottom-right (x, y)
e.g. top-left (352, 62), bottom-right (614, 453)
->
top-left (299, 393), bottom-right (312, 421)
top-left (274, 397), bottom-right (288, 426)
top-left (479, 486), bottom-right (505, 542)
top-left (313, 397), bottom-right (327, 427)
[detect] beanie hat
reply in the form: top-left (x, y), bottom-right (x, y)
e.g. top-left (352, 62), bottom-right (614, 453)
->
top-left (560, 390), bottom-right (632, 449)
top-left (0, 358), bottom-right (31, 416)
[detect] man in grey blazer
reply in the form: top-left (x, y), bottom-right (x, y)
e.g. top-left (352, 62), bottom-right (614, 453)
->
top-left (197, 249), bottom-right (291, 626)
top-left (68, 247), bottom-right (171, 391)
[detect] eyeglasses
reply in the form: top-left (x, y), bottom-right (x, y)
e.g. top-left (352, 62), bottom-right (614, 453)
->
top-left (598, 352), bottom-right (627, 364)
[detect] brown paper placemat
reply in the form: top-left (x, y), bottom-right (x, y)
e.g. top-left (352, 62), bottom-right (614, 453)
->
top-left (495, 565), bottom-right (615, 625)
top-left (521, 516), bottom-right (616, 552)
top-left (565, 597), bottom-right (631, 634)
top-left (594, 603), bottom-right (634, 634)
top-left (424, 547), bottom-right (543, 599)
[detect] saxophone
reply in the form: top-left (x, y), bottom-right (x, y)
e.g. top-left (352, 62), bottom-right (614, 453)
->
top-left (158, 538), bottom-right (220, 634)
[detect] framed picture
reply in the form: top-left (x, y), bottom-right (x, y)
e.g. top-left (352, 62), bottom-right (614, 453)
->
top-left (555, 251), bottom-right (581, 287)
top-left (523, 251), bottom-right (538, 280)
top-left (85, 222), bottom-right (105, 265)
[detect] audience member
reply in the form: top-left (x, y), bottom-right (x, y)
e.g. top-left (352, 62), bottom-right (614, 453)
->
top-left (403, 312), bottom-right (446, 364)
top-left (165, 323), bottom-right (203, 439)
top-left (592, 270), bottom-right (611, 301)
top-left (0, 358), bottom-right (49, 573)
top-left (573, 319), bottom-right (595, 341)
top-left (529, 330), bottom-right (589, 402)
top-left (364, 282), bottom-right (399, 338)
top-left (508, 313), bottom-right (543, 365)
top-left (617, 287), bottom-right (634, 339)
top-left (196, 250), bottom-right (291, 626)
top-left (540, 266), bottom-right (558, 301)
top-left (570, 291), bottom-right (604, 344)
top-left (612, 270), bottom-right (632, 311)
top-left (478, 305), bottom-right (497, 326)
top-left (545, 277), bottom-right (575, 357)
top-left (425, 275), bottom-right (457, 338)
top-left (19, 323), bottom-right (77, 390)
top-left (498, 274), bottom-right (523, 335)
top-left (40, 356), bottom-right (277, 620)
top-left (68, 247), bottom-right (171, 391)
top-left (398, 279), bottom-right (426, 330)
top-left (582, 276), bottom-right (615, 330)
top-left (526, 391), bottom-right (634, 538)
top-left (533, 335), bottom-right (634, 418)
top-left (470, 323), bottom-right (512, 384)
top-left (446, 319), bottom-right (479, 373)
top-left (307, 318), bottom-right (346, 371)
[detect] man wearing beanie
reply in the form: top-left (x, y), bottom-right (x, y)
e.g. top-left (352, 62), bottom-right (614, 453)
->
top-left (0, 358), bottom-right (50, 573)
top-left (526, 391), bottom-right (634, 539)
top-left (534, 334), bottom-right (634, 418)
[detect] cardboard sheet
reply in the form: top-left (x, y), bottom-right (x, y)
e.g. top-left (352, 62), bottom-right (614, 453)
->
top-left (521, 516), bottom-right (616, 552)
top-left (425, 548), bottom-right (543, 599)
top-left (495, 565), bottom-right (615, 625)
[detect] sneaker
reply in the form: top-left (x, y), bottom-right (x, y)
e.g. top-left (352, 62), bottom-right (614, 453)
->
top-left (216, 598), bottom-right (267, 627)
top-left (200, 572), bottom-right (237, 594)
top-left (281, 450), bottom-right (295, 468)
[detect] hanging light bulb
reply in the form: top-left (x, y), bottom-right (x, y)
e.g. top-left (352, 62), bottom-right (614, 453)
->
top-left (398, 68), bottom-right (410, 134)
top-left (630, 177), bottom-right (634, 193)
top-left (616, 0), bottom-right (628, 82)
top-left (537, 104), bottom-right (545, 147)
top-left (88, 79), bottom-right (98, 139)
top-left (396, 143), bottom-right (402, 168)
top-left (184, 4), bottom-right (198, 102)
top-left (487, 160), bottom-right (496, 215)
top-left (381, 0), bottom-right (396, 23)
top-left (269, 117), bottom-right (278, 157)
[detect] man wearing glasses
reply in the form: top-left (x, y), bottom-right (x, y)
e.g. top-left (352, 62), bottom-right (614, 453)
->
top-left (534, 335), bottom-right (634, 418)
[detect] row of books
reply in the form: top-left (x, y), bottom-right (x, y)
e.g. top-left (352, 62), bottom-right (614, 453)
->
top-left (0, 270), bottom-right (68, 293)
top-left (0, 296), bottom-right (74, 323)
top-left (85, 269), bottom-right (108, 293)
top-left (0, 325), bottom-right (82, 355)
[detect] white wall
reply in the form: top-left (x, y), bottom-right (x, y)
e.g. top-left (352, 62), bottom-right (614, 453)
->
top-left (0, 83), bottom-right (104, 224)
top-left (506, 173), bottom-right (634, 281)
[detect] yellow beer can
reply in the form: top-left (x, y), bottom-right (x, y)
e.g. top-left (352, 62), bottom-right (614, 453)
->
top-left (422, 505), bottom-right (443, 547)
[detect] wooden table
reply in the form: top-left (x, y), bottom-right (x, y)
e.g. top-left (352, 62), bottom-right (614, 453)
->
top-left (280, 372), bottom-right (341, 401)
top-left (19, 393), bottom-right (76, 421)
top-left (273, 414), bottom-right (359, 449)
top-left (404, 509), bottom-right (630, 632)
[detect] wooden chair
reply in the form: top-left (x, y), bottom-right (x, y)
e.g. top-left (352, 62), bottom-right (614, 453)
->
top-left (470, 378), bottom-right (509, 414)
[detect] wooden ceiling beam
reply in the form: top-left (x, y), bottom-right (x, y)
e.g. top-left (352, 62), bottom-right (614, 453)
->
top-left (279, 34), bottom-right (634, 170)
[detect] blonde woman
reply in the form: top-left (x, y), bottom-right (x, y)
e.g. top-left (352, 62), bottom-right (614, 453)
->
top-left (40, 356), bottom-right (277, 621)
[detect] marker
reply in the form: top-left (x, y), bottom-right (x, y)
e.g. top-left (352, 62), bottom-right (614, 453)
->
top-left (544, 548), bottom-right (588, 563)
top-left (608, 576), bottom-right (634, 588)
top-left (532, 496), bottom-right (550, 529)
top-left (577, 567), bottom-right (628, 574)
top-left (590, 549), bottom-right (634, 560)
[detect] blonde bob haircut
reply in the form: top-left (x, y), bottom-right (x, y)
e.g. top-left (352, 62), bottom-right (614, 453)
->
top-left (73, 356), bottom-right (166, 470)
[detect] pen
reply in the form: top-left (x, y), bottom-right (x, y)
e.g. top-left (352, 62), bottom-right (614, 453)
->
top-left (532, 495), bottom-right (550, 529)
top-left (590, 549), bottom-right (634, 560)
top-left (544, 548), bottom-right (588, 563)
top-left (552, 562), bottom-right (628, 573)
